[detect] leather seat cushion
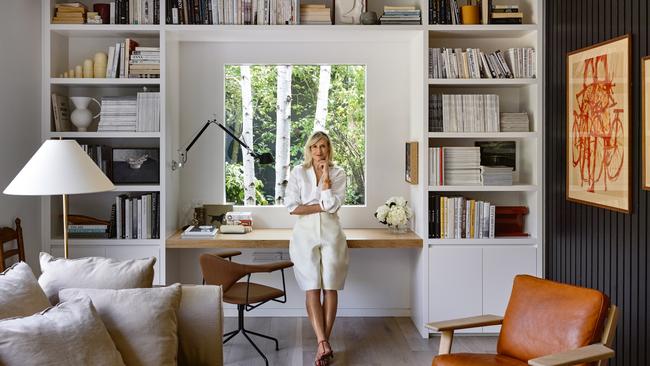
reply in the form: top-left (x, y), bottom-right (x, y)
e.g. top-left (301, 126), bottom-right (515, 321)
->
top-left (224, 282), bottom-right (284, 304)
top-left (432, 353), bottom-right (526, 366)
top-left (497, 275), bottom-right (609, 362)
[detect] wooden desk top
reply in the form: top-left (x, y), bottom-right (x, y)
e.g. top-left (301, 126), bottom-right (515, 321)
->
top-left (166, 228), bottom-right (423, 249)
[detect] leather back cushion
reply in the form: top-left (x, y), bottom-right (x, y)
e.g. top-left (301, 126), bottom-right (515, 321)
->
top-left (497, 275), bottom-right (609, 361)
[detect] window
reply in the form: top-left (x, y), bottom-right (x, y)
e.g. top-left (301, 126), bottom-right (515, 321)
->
top-left (224, 64), bottom-right (366, 206)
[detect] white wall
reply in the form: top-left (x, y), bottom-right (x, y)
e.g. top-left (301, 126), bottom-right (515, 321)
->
top-left (0, 1), bottom-right (42, 271)
top-left (170, 35), bottom-right (422, 315)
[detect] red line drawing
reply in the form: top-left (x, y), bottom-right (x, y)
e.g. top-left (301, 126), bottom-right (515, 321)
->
top-left (571, 54), bottom-right (625, 193)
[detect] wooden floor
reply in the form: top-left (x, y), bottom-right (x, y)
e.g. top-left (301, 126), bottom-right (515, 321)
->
top-left (223, 317), bottom-right (497, 366)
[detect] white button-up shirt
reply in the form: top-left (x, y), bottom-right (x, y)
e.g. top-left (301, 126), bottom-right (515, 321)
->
top-left (285, 164), bottom-right (347, 214)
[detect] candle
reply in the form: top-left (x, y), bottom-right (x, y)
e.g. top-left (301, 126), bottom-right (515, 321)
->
top-left (74, 65), bottom-right (83, 78)
top-left (83, 59), bottom-right (94, 78)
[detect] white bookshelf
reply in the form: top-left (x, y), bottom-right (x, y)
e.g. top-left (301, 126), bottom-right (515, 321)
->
top-left (41, 0), bottom-right (166, 284)
top-left (40, 0), bottom-right (543, 337)
top-left (413, 0), bottom-right (544, 338)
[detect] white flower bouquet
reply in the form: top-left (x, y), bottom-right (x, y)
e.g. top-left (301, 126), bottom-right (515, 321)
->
top-left (374, 196), bottom-right (413, 231)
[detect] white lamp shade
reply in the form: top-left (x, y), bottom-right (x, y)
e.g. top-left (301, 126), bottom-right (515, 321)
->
top-left (3, 140), bottom-right (115, 195)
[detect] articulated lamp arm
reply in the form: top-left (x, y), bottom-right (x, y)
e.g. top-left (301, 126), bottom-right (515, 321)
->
top-left (172, 119), bottom-right (274, 170)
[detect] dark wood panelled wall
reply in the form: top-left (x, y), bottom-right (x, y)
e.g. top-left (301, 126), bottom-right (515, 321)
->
top-left (545, 1), bottom-right (649, 365)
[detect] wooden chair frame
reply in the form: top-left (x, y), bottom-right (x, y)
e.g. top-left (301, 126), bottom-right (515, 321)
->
top-left (426, 305), bottom-right (618, 366)
top-left (0, 218), bottom-right (25, 272)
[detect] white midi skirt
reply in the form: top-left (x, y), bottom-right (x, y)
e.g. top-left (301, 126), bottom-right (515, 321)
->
top-left (289, 212), bottom-right (349, 291)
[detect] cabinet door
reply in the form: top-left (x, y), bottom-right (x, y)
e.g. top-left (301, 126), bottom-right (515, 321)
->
top-left (483, 246), bottom-right (537, 333)
top-left (106, 246), bottom-right (161, 285)
top-left (429, 246), bottom-right (482, 333)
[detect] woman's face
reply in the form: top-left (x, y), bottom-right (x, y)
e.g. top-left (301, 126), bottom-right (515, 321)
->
top-left (310, 138), bottom-right (329, 163)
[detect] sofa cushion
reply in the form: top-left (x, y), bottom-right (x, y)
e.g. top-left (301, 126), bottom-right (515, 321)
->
top-left (177, 285), bottom-right (223, 366)
top-left (38, 252), bottom-right (156, 304)
top-left (0, 296), bottom-right (125, 366)
top-left (0, 262), bottom-right (51, 320)
top-left (60, 284), bottom-right (182, 366)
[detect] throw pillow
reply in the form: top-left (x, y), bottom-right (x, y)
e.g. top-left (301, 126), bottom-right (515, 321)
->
top-left (60, 284), bottom-right (182, 366)
top-left (0, 296), bottom-right (125, 366)
top-left (38, 252), bottom-right (156, 304)
top-left (0, 262), bottom-right (51, 320)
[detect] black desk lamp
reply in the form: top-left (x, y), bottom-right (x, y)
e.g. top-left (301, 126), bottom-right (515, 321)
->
top-left (172, 118), bottom-right (274, 170)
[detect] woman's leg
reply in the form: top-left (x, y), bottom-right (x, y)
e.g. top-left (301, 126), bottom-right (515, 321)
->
top-left (306, 289), bottom-right (329, 362)
top-left (322, 290), bottom-right (338, 340)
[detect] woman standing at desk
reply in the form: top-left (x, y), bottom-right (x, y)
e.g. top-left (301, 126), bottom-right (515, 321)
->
top-left (285, 131), bottom-right (348, 366)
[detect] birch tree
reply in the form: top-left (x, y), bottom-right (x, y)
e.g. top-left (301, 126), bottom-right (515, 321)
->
top-left (240, 66), bottom-right (256, 206)
top-left (274, 65), bottom-right (292, 205)
top-left (314, 65), bottom-right (331, 131)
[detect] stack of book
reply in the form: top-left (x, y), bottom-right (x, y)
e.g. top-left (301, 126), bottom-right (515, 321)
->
top-left (480, 166), bottom-right (513, 186)
top-left (181, 225), bottom-right (218, 239)
top-left (491, 4), bottom-right (522, 24)
top-left (442, 147), bottom-right (481, 186)
top-left (428, 47), bottom-right (535, 79)
top-left (86, 11), bottom-right (103, 24)
top-left (380, 6), bottom-right (421, 25)
top-left (68, 224), bottom-right (109, 238)
top-left (106, 39), bottom-right (146, 79)
top-left (300, 4), bottom-right (332, 25)
top-left (429, 94), bottom-right (500, 133)
top-left (428, 194), bottom-right (496, 239)
top-left (52, 2), bottom-right (87, 24)
top-left (500, 112), bottom-right (530, 132)
top-left (115, 193), bottom-right (160, 239)
top-left (98, 96), bottom-right (137, 132)
top-left (129, 47), bottom-right (160, 78)
top-left (225, 211), bottom-right (253, 233)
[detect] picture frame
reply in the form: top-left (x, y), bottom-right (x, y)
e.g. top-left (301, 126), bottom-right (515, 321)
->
top-left (566, 35), bottom-right (631, 213)
top-left (641, 56), bottom-right (650, 190)
top-left (405, 141), bottom-right (418, 184)
top-left (111, 148), bottom-right (160, 184)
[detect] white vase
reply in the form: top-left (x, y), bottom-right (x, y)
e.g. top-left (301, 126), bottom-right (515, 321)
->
top-left (69, 97), bottom-right (101, 132)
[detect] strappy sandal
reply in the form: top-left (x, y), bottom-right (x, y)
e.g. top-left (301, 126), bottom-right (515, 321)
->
top-left (316, 339), bottom-right (333, 365)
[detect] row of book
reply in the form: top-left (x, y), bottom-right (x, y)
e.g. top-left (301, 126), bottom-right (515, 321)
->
top-left (428, 0), bottom-right (523, 25)
top-left (379, 6), bottom-right (421, 25)
top-left (429, 94), bottom-right (500, 133)
top-left (429, 47), bottom-right (536, 79)
top-left (106, 40), bottom-right (160, 79)
top-left (109, 0), bottom-right (160, 24)
top-left (114, 193), bottom-right (161, 239)
top-left (428, 144), bottom-right (515, 186)
top-left (166, 0), bottom-right (300, 25)
top-left (428, 195), bottom-right (496, 239)
top-left (80, 144), bottom-right (112, 178)
top-left (98, 93), bottom-right (160, 132)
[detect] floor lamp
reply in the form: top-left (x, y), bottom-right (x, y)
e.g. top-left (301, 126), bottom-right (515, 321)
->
top-left (3, 140), bottom-right (114, 258)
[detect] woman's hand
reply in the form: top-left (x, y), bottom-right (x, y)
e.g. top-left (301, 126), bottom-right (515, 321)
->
top-left (316, 160), bottom-right (329, 180)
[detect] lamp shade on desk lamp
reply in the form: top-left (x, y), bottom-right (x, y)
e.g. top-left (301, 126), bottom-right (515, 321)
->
top-left (3, 140), bottom-right (115, 258)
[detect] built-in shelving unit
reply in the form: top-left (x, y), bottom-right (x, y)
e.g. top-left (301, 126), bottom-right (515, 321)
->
top-left (41, 0), bottom-right (542, 338)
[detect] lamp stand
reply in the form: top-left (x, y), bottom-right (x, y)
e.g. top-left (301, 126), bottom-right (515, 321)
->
top-left (62, 194), bottom-right (69, 259)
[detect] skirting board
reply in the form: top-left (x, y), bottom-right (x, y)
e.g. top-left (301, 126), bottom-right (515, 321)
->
top-left (224, 307), bottom-right (411, 317)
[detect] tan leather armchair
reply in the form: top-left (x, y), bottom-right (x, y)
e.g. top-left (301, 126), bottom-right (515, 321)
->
top-left (200, 252), bottom-right (293, 366)
top-left (427, 275), bottom-right (618, 366)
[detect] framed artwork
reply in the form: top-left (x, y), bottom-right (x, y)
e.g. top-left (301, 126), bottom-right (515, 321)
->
top-left (566, 35), bottom-right (631, 213)
top-left (641, 56), bottom-right (650, 190)
top-left (112, 148), bottom-right (160, 184)
top-left (405, 141), bottom-right (418, 184)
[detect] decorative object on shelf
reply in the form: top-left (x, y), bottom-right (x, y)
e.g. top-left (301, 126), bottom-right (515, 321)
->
top-left (69, 96), bottom-right (101, 132)
top-left (112, 148), bottom-right (160, 184)
top-left (360, 11), bottom-right (378, 25)
top-left (86, 11), bottom-right (103, 24)
top-left (375, 196), bottom-right (413, 233)
top-left (93, 3), bottom-right (110, 24)
top-left (191, 208), bottom-right (203, 227)
top-left (74, 65), bottom-right (83, 78)
top-left (460, 1), bottom-right (480, 24)
top-left (494, 206), bottom-right (529, 237)
top-left (3, 140), bottom-right (115, 258)
top-left (567, 35), bottom-right (630, 213)
top-left (203, 203), bottom-right (234, 228)
top-left (405, 141), bottom-right (418, 184)
top-left (93, 52), bottom-right (108, 78)
top-left (83, 59), bottom-right (94, 78)
top-left (172, 118), bottom-right (274, 171)
top-left (336, 0), bottom-right (365, 24)
top-left (641, 56), bottom-right (650, 190)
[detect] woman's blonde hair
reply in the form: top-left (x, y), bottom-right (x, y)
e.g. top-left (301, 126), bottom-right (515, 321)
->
top-left (302, 131), bottom-right (334, 168)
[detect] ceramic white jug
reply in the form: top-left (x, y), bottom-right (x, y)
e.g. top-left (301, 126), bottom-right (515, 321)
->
top-left (69, 97), bottom-right (100, 132)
